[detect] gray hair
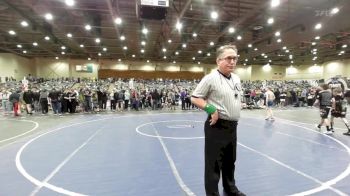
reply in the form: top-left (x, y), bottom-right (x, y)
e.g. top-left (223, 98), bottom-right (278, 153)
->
top-left (216, 44), bottom-right (238, 59)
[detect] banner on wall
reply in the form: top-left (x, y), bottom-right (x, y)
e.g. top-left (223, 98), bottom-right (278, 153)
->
top-left (76, 64), bottom-right (93, 73)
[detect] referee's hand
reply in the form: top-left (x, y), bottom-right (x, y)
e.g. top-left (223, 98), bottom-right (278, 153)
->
top-left (209, 111), bottom-right (219, 125)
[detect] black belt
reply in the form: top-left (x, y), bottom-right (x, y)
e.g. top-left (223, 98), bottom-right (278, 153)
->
top-left (207, 116), bottom-right (237, 125)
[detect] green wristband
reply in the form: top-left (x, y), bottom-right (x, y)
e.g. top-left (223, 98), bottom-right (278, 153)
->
top-left (204, 103), bottom-right (217, 115)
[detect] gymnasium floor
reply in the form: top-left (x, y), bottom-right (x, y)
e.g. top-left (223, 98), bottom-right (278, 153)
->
top-left (0, 108), bottom-right (350, 196)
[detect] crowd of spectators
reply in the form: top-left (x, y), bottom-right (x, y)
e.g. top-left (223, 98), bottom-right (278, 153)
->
top-left (0, 76), bottom-right (335, 117)
top-left (0, 77), bottom-right (200, 116)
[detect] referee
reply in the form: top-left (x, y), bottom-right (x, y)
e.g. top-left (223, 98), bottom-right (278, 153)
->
top-left (191, 45), bottom-right (245, 196)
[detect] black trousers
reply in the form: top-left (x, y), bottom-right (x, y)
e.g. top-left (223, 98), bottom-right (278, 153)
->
top-left (205, 118), bottom-right (238, 196)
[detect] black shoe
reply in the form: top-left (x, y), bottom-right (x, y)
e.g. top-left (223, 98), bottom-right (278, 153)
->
top-left (223, 189), bottom-right (246, 196)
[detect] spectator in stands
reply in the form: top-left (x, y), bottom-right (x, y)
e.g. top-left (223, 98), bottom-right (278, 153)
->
top-left (23, 88), bottom-right (33, 115)
top-left (116, 89), bottom-right (125, 112)
top-left (1, 89), bottom-right (10, 115)
top-left (49, 88), bottom-right (62, 115)
top-left (84, 88), bottom-right (92, 112)
top-left (110, 90), bottom-right (116, 111)
top-left (279, 90), bottom-right (287, 108)
top-left (32, 88), bottom-right (40, 113)
top-left (180, 89), bottom-right (187, 110)
top-left (39, 89), bottom-right (49, 114)
top-left (124, 89), bottom-right (130, 110)
top-left (9, 89), bottom-right (21, 116)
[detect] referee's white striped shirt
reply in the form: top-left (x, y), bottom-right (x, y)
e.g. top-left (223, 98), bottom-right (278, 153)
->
top-left (192, 70), bottom-right (242, 121)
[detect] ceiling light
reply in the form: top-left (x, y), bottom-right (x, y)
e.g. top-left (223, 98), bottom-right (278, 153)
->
top-left (331, 7), bottom-right (339, 15)
top-left (88, 57), bottom-right (91, 60)
top-left (209, 41), bottom-right (214, 46)
top-left (315, 23), bottom-right (322, 30)
top-left (67, 33), bottom-right (72, 38)
top-left (285, 49), bottom-right (290, 53)
top-left (192, 57), bottom-right (196, 60)
top-left (17, 44), bottom-right (22, 48)
top-left (210, 11), bottom-right (218, 19)
top-left (192, 33), bottom-right (197, 37)
top-left (21, 21), bottom-right (29, 27)
top-left (98, 53), bottom-right (102, 56)
top-left (176, 21), bottom-right (182, 30)
top-left (132, 54), bottom-right (136, 58)
top-left (340, 51), bottom-right (345, 54)
top-left (33, 42), bottom-right (38, 46)
top-left (168, 39), bottom-right (172, 43)
top-left (142, 28), bottom-right (148, 34)
top-left (277, 38), bottom-right (282, 43)
top-left (55, 57), bottom-right (59, 60)
top-left (312, 42), bottom-right (316, 45)
top-left (61, 51), bottom-right (65, 55)
top-left (342, 44), bottom-right (348, 48)
top-left (9, 30), bottom-right (16, 35)
top-left (115, 17), bottom-right (122, 25)
top-left (198, 62), bottom-right (201, 65)
top-left (61, 46), bottom-right (66, 50)
top-left (275, 31), bottom-right (280, 37)
top-left (282, 46), bottom-right (287, 50)
top-left (23, 50), bottom-right (27, 54)
top-left (118, 59), bottom-right (121, 62)
top-left (248, 44), bottom-right (252, 48)
top-left (289, 55), bottom-right (293, 59)
top-left (141, 49), bottom-right (145, 53)
top-left (65, 0), bottom-right (75, 6)
top-left (120, 35), bottom-right (125, 41)
top-left (44, 36), bottom-right (50, 40)
top-left (123, 46), bottom-right (127, 50)
top-left (95, 38), bottom-right (101, 43)
top-left (254, 48), bottom-right (258, 51)
top-left (267, 17), bottom-right (274, 24)
top-left (315, 36), bottom-right (320, 40)
top-left (80, 44), bottom-right (84, 48)
top-left (162, 48), bottom-right (167, 52)
top-left (44, 13), bottom-right (53, 20)
top-left (182, 43), bottom-right (187, 48)
top-left (228, 27), bottom-right (235, 33)
top-left (141, 41), bottom-right (146, 46)
top-left (269, 60), bottom-right (272, 63)
top-left (175, 51), bottom-right (179, 55)
top-left (291, 61), bottom-right (294, 63)
top-left (237, 35), bottom-right (242, 40)
top-left (245, 59), bottom-right (248, 62)
top-left (147, 60), bottom-right (150, 63)
top-left (163, 56), bottom-right (167, 59)
top-left (103, 47), bottom-right (107, 51)
top-left (207, 53), bottom-right (211, 56)
top-left (173, 61), bottom-right (176, 64)
top-left (271, 0), bottom-right (280, 8)
top-left (198, 50), bottom-right (202, 54)
top-left (85, 25), bottom-right (91, 31)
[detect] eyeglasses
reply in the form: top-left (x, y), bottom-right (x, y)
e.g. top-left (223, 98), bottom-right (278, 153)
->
top-left (221, 56), bottom-right (239, 62)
